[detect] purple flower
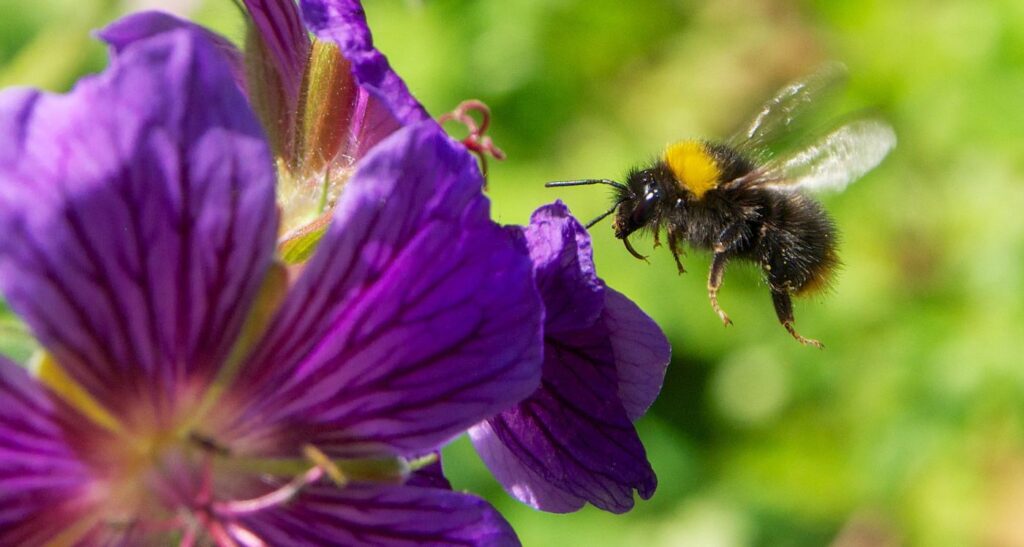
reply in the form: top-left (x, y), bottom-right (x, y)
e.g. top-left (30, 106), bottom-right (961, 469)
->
top-left (470, 203), bottom-right (671, 513)
top-left (0, 21), bottom-right (541, 545)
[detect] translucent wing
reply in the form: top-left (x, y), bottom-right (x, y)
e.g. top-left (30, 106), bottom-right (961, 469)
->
top-left (728, 62), bottom-right (848, 155)
top-left (747, 119), bottom-right (896, 193)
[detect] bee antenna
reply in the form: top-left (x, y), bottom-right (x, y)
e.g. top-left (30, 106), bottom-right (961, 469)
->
top-left (583, 198), bottom-right (627, 229)
top-left (545, 178), bottom-right (630, 192)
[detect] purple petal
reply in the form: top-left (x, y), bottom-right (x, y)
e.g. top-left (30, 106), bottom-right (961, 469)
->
top-left (228, 484), bottom-right (519, 546)
top-left (473, 322), bottom-right (657, 514)
top-left (469, 421), bottom-right (588, 513)
top-left (242, 0), bottom-right (311, 103)
top-left (0, 358), bottom-right (105, 544)
top-left (300, 0), bottom-right (430, 133)
top-left (0, 29), bottom-right (277, 418)
top-left (469, 202), bottom-right (662, 513)
top-left (603, 287), bottom-right (670, 421)
top-left (299, 0), bottom-right (372, 53)
top-left (97, 11), bottom-right (247, 95)
top-left (227, 122), bottom-right (542, 457)
top-left (524, 201), bottom-right (604, 333)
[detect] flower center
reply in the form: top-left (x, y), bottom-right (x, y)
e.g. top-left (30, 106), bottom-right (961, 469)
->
top-left (276, 158), bottom-right (354, 241)
top-left (34, 350), bottom-right (417, 542)
top-left (75, 409), bottom-right (416, 542)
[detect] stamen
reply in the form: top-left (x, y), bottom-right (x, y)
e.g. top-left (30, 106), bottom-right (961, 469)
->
top-left (214, 466), bottom-right (325, 516)
top-left (407, 452), bottom-right (439, 472)
top-left (205, 517), bottom-right (241, 547)
top-left (303, 444), bottom-right (346, 486)
top-left (223, 523), bottom-right (266, 547)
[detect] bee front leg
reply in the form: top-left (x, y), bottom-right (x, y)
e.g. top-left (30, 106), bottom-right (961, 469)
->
top-left (770, 290), bottom-right (824, 349)
top-left (708, 251), bottom-right (731, 326)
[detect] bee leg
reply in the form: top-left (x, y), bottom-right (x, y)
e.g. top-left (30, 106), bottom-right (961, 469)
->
top-left (770, 290), bottom-right (824, 349)
top-left (707, 222), bottom-right (747, 325)
top-left (708, 252), bottom-right (732, 326)
top-left (667, 231), bottom-right (686, 274)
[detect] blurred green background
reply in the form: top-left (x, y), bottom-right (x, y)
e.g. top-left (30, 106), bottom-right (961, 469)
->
top-left (2, 0), bottom-right (1023, 545)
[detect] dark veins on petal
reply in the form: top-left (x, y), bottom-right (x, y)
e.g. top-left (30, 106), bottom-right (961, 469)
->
top-left (0, 359), bottom-right (110, 545)
top-left (488, 323), bottom-right (657, 513)
top-left (225, 123), bottom-right (541, 457)
top-left (0, 29), bottom-right (277, 418)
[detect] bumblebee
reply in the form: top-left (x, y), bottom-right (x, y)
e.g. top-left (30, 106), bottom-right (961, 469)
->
top-left (547, 64), bottom-right (895, 347)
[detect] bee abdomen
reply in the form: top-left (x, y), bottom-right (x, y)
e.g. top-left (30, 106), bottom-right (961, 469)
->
top-left (754, 193), bottom-right (839, 296)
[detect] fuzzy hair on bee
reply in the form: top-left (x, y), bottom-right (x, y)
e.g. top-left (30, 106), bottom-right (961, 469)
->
top-left (547, 64), bottom-right (895, 347)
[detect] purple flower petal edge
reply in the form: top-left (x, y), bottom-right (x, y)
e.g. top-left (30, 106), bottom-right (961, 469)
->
top-left (97, 11), bottom-right (247, 95)
top-left (299, 0), bottom-right (430, 128)
top-left (603, 287), bottom-right (670, 421)
top-left (524, 201), bottom-right (604, 333)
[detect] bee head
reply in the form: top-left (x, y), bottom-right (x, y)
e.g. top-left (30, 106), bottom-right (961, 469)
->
top-left (544, 170), bottom-right (665, 262)
top-left (614, 167), bottom-right (663, 239)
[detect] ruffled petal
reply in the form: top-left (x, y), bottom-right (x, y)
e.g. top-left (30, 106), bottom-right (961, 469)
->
top-left (0, 28), bottom-right (277, 419)
top-left (97, 11), bottom-right (247, 94)
top-left (300, 0), bottom-right (430, 146)
top-left (0, 358), bottom-right (106, 545)
top-left (524, 202), bottom-right (604, 333)
top-left (227, 122), bottom-right (542, 457)
top-left (226, 484), bottom-right (518, 546)
top-left (472, 323), bottom-right (656, 514)
top-left (242, 0), bottom-right (311, 103)
top-left (470, 203), bottom-right (663, 513)
top-left (603, 287), bottom-right (670, 421)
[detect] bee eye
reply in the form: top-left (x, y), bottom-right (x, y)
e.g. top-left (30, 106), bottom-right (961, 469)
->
top-left (630, 188), bottom-right (660, 226)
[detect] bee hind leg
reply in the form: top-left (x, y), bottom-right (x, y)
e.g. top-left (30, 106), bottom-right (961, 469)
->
top-left (708, 252), bottom-right (732, 326)
top-left (770, 290), bottom-right (823, 349)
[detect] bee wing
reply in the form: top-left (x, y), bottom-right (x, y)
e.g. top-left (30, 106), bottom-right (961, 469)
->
top-left (736, 119), bottom-right (896, 193)
top-left (728, 62), bottom-right (848, 155)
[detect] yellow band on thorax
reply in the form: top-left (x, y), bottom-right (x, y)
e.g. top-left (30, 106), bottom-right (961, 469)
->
top-left (664, 140), bottom-right (720, 199)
